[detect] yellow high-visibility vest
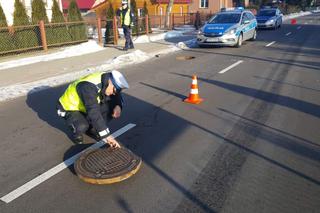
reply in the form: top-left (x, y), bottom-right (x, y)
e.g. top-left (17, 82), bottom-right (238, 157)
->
top-left (59, 72), bottom-right (104, 113)
top-left (120, 8), bottom-right (131, 26)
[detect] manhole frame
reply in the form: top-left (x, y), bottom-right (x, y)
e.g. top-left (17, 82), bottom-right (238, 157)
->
top-left (176, 56), bottom-right (196, 60)
top-left (74, 147), bottom-right (142, 185)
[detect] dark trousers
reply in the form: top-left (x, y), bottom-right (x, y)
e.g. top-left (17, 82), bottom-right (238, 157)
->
top-left (123, 25), bottom-right (134, 49)
top-left (58, 102), bottom-right (114, 137)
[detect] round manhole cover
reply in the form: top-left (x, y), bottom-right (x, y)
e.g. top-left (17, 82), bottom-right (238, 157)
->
top-left (74, 147), bottom-right (142, 184)
top-left (176, 56), bottom-right (195, 60)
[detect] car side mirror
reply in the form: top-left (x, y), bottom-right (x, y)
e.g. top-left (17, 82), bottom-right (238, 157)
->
top-left (243, 20), bottom-right (250, 24)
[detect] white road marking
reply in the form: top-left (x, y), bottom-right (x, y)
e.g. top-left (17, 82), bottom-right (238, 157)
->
top-left (286, 32), bottom-right (292, 36)
top-left (0, 123), bottom-right (136, 204)
top-left (266, 41), bottom-right (276, 47)
top-left (219, 60), bottom-right (243, 74)
top-left (297, 26), bottom-right (302, 30)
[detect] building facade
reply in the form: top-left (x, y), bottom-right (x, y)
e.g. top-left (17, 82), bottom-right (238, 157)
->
top-left (189, 0), bottom-right (233, 14)
top-left (91, 0), bottom-right (190, 17)
top-left (0, 0), bottom-right (63, 26)
top-left (92, 0), bottom-right (237, 18)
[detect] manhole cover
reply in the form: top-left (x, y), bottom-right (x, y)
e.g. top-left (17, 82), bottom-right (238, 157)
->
top-left (74, 147), bottom-right (142, 184)
top-left (176, 56), bottom-right (195, 60)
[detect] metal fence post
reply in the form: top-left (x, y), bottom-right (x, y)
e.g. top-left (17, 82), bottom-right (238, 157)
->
top-left (113, 16), bottom-right (118, 45)
top-left (97, 17), bottom-right (102, 46)
top-left (171, 13), bottom-right (175, 30)
top-left (145, 15), bottom-right (149, 35)
top-left (159, 15), bottom-right (162, 28)
top-left (39, 20), bottom-right (48, 52)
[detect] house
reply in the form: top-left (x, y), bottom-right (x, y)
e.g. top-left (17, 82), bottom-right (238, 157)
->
top-left (62, 0), bottom-right (95, 14)
top-left (91, 0), bottom-right (190, 18)
top-left (0, 0), bottom-right (63, 26)
top-left (189, 0), bottom-right (234, 14)
top-left (232, 0), bottom-right (249, 7)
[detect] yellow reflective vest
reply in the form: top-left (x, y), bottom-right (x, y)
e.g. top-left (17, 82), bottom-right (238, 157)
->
top-left (59, 72), bottom-right (104, 113)
top-left (120, 8), bottom-right (132, 26)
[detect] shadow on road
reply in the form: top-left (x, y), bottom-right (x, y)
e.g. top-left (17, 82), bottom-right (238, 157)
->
top-left (26, 84), bottom-right (75, 142)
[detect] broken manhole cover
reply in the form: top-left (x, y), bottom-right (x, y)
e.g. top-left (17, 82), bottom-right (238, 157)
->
top-left (74, 147), bottom-right (142, 184)
top-left (176, 56), bottom-right (196, 60)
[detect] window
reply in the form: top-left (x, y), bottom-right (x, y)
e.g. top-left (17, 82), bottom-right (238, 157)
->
top-left (257, 10), bottom-right (276, 17)
top-left (159, 7), bottom-right (163, 16)
top-left (241, 13), bottom-right (250, 24)
top-left (209, 13), bottom-right (241, 24)
top-left (138, 8), bottom-right (143, 17)
top-left (199, 0), bottom-right (208, 8)
top-left (247, 13), bottom-right (255, 20)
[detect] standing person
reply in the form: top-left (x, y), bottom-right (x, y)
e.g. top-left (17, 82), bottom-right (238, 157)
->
top-left (117, 0), bottom-right (134, 51)
top-left (194, 11), bottom-right (201, 30)
top-left (57, 70), bottom-right (129, 147)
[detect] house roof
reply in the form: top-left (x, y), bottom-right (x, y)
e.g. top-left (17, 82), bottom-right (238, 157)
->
top-left (62, 0), bottom-right (96, 10)
top-left (91, 0), bottom-right (107, 10)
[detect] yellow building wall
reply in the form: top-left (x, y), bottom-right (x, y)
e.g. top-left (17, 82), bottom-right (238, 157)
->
top-left (150, 4), bottom-right (189, 16)
top-left (93, 0), bottom-right (189, 17)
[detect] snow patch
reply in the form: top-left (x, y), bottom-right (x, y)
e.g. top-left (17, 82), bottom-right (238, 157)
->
top-left (283, 11), bottom-right (312, 21)
top-left (0, 46), bottom-right (180, 102)
top-left (0, 40), bottom-right (104, 71)
top-left (177, 42), bottom-right (188, 49)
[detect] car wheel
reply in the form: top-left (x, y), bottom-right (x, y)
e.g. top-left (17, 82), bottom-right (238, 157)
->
top-left (235, 33), bottom-right (243, 48)
top-left (250, 29), bottom-right (257, 41)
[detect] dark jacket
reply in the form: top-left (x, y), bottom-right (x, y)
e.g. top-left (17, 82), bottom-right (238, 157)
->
top-left (76, 73), bottom-right (123, 134)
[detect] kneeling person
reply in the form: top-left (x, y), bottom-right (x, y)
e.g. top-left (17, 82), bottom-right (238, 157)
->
top-left (57, 70), bottom-right (129, 147)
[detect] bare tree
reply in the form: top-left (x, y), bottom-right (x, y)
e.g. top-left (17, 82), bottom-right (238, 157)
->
top-left (165, 0), bottom-right (174, 29)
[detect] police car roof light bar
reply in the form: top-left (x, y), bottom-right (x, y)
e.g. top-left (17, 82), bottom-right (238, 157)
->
top-left (220, 7), bottom-right (244, 12)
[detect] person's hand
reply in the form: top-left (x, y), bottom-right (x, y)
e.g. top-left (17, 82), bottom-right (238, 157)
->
top-left (104, 135), bottom-right (121, 148)
top-left (112, 105), bottom-right (121, 118)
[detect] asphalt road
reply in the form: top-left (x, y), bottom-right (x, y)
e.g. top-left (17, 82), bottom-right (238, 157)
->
top-left (1, 13), bottom-right (320, 213)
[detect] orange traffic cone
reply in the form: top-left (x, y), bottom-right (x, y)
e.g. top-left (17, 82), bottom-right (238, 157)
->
top-left (291, 19), bottom-right (297, 25)
top-left (184, 75), bottom-right (203, 104)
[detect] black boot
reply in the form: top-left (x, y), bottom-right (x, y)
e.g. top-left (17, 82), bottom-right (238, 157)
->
top-left (72, 133), bottom-right (83, 144)
top-left (86, 128), bottom-right (100, 141)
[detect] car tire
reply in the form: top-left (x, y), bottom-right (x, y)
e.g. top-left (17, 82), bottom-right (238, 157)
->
top-left (250, 29), bottom-right (257, 41)
top-left (235, 33), bottom-right (243, 48)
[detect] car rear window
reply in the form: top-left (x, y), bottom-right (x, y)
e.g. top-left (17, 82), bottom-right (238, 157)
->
top-left (209, 13), bottom-right (241, 24)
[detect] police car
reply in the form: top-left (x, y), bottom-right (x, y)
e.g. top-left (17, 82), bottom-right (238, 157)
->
top-left (197, 7), bottom-right (257, 47)
top-left (256, 7), bottom-right (283, 29)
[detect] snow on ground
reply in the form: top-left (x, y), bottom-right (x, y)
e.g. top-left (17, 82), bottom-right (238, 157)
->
top-left (0, 30), bottom-right (188, 71)
top-left (0, 40), bottom-right (104, 71)
top-left (283, 11), bottom-right (312, 21)
top-left (283, 10), bottom-right (320, 21)
top-left (0, 46), bottom-right (180, 102)
top-left (134, 29), bottom-right (190, 44)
